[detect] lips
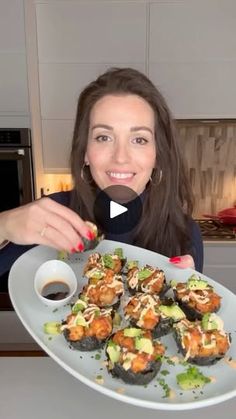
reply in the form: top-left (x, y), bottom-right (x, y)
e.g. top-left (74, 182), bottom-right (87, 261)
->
top-left (106, 171), bottom-right (135, 181)
top-left (107, 171), bottom-right (135, 179)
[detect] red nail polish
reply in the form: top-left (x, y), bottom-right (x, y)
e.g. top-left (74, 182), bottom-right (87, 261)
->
top-left (86, 230), bottom-right (95, 240)
top-left (70, 248), bottom-right (76, 253)
top-left (77, 242), bottom-right (84, 252)
top-left (169, 256), bottom-right (181, 263)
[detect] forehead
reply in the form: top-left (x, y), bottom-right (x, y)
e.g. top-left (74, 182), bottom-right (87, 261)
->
top-left (89, 94), bottom-right (155, 126)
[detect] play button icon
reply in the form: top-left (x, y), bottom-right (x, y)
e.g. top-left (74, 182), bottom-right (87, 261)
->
top-left (110, 201), bottom-right (128, 219)
top-left (93, 185), bottom-right (143, 235)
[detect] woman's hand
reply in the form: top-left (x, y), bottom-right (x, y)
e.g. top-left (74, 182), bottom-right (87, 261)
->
top-left (169, 254), bottom-right (195, 269)
top-left (0, 197), bottom-right (94, 252)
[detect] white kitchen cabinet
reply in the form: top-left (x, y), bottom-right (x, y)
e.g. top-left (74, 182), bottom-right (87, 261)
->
top-left (0, 0), bottom-right (29, 127)
top-left (25, 0), bottom-right (236, 177)
top-left (149, 0), bottom-right (236, 118)
top-left (36, 1), bottom-right (147, 64)
top-left (0, 54), bottom-right (28, 114)
top-left (41, 119), bottom-right (74, 172)
top-left (203, 242), bottom-right (236, 294)
top-left (34, 0), bottom-right (147, 172)
top-left (0, 0), bottom-right (26, 51)
top-left (39, 62), bottom-right (145, 121)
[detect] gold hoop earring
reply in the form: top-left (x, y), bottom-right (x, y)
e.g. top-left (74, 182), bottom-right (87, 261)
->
top-left (81, 163), bottom-right (93, 184)
top-left (149, 168), bottom-right (163, 186)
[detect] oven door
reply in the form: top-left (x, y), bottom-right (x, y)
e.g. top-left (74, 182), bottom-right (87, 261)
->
top-left (0, 147), bottom-right (34, 212)
top-left (0, 147), bottom-right (35, 310)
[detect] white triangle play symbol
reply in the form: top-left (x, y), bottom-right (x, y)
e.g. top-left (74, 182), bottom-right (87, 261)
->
top-left (110, 200), bottom-right (128, 219)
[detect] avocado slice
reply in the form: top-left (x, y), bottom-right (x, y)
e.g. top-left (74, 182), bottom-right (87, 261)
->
top-left (114, 248), bottom-right (124, 259)
top-left (43, 322), bottom-right (62, 335)
top-left (135, 337), bottom-right (153, 354)
top-left (137, 268), bottom-right (153, 281)
top-left (187, 275), bottom-right (208, 290)
top-left (201, 313), bottom-right (223, 331)
top-left (159, 304), bottom-right (185, 321)
top-left (107, 342), bottom-right (120, 363)
top-left (126, 260), bottom-right (139, 270)
top-left (123, 328), bottom-right (143, 337)
top-left (71, 299), bottom-right (87, 314)
top-left (176, 366), bottom-right (211, 390)
top-left (102, 254), bottom-right (115, 269)
top-left (75, 313), bottom-right (88, 327)
top-left (86, 268), bottom-right (104, 280)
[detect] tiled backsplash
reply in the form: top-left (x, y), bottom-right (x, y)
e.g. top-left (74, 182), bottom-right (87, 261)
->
top-left (176, 120), bottom-right (236, 217)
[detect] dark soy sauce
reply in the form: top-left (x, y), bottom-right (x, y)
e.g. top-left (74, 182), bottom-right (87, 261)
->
top-left (41, 281), bottom-right (70, 300)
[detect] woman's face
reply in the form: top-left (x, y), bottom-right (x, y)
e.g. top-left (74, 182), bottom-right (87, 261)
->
top-left (85, 94), bottom-right (156, 195)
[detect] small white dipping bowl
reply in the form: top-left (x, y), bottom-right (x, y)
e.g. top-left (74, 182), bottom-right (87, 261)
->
top-left (34, 259), bottom-right (77, 308)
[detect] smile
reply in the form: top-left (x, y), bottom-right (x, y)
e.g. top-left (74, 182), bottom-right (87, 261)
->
top-left (107, 171), bottom-right (135, 179)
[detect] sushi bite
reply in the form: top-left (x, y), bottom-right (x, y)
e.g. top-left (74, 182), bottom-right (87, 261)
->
top-left (83, 248), bottom-right (126, 276)
top-left (106, 327), bottom-right (165, 385)
top-left (82, 221), bottom-right (104, 251)
top-left (80, 268), bottom-right (124, 308)
top-left (173, 314), bottom-right (231, 365)
top-left (171, 274), bottom-right (221, 320)
top-left (62, 299), bottom-right (113, 351)
top-left (126, 262), bottom-right (168, 296)
top-left (124, 293), bottom-right (185, 338)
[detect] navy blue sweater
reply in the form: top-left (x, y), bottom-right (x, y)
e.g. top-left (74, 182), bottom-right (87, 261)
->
top-left (0, 191), bottom-right (203, 276)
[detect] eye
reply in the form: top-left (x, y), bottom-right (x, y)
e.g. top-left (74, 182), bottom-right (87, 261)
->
top-left (94, 135), bottom-right (111, 142)
top-left (132, 137), bottom-right (148, 145)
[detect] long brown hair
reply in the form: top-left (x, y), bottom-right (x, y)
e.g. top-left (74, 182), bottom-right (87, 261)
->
top-left (70, 67), bottom-right (194, 257)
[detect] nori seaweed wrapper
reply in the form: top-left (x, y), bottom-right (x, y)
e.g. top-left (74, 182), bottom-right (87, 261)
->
top-left (174, 330), bottom-right (227, 366)
top-left (173, 318), bottom-right (231, 366)
top-left (128, 316), bottom-right (173, 339)
top-left (105, 328), bottom-right (165, 385)
top-left (63, 329), bottom-right (108, 351)
top-left (127, 278), bottom-right (169, 297)
top-left (78, 289), bottom-right (121, 311)
top-left (125, 295), bottom-right (183, 338)
top-left (62, 302), bottom-right (113, 351)
top-left (173, 290), bottom-right (220, 321)
top-left (109, 359), bottom-right (162, 385)
top-left (82, 222), bottom-right (104, 251)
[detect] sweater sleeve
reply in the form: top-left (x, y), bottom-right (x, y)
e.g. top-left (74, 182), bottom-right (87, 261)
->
top-left (0, 191), bottom-right (71, 276)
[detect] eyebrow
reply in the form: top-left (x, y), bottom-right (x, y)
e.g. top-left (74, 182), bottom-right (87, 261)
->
top-left (130, 126), bottom-right (153, 135)
top-left (91, 124), bottom-right (153, 134)
top-left (91, 124), bottom-right (113, 131)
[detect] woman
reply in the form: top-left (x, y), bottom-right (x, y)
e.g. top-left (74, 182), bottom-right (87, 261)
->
top-left (0, 68), bottom-right (203, 276)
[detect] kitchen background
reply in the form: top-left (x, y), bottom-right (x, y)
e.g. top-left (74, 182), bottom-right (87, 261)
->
top-left (0, 0), bottom-right (235, 215)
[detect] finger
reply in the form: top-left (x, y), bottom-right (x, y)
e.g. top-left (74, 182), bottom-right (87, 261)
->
top-left (37, 224), bottom-right (84, 253)
top-left (169, 254), bottom-right (195, 269)
top-left (42, 210), bottom-right (85, 251)
top-left (39, 197), bottom-right (91, 238)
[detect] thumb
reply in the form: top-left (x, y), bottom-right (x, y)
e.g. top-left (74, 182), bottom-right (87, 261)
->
top-left (169, 254), bottom-right (195, 269)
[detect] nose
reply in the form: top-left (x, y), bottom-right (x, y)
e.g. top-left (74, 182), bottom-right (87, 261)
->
top-left (112, 140), bottom-right (130, 164)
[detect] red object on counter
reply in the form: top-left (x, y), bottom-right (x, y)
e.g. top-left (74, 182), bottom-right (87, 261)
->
top-left (203, 205), bottom-right (236, 225)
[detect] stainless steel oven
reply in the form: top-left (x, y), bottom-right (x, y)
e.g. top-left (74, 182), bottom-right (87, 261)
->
top-left (0, 128), bottom-right (34, 211)
top-left (0, 128), bottom-right (35, 310)
top-left (0, 129), bottom-right (40, 353)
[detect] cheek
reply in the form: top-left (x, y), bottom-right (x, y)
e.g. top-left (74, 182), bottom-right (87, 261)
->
top-left (137, 150), bottom-right (156, 170)
top-left (87, 151), bottom-right (108, 179)
top-left (86, 148), bottom-right (99, 167)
